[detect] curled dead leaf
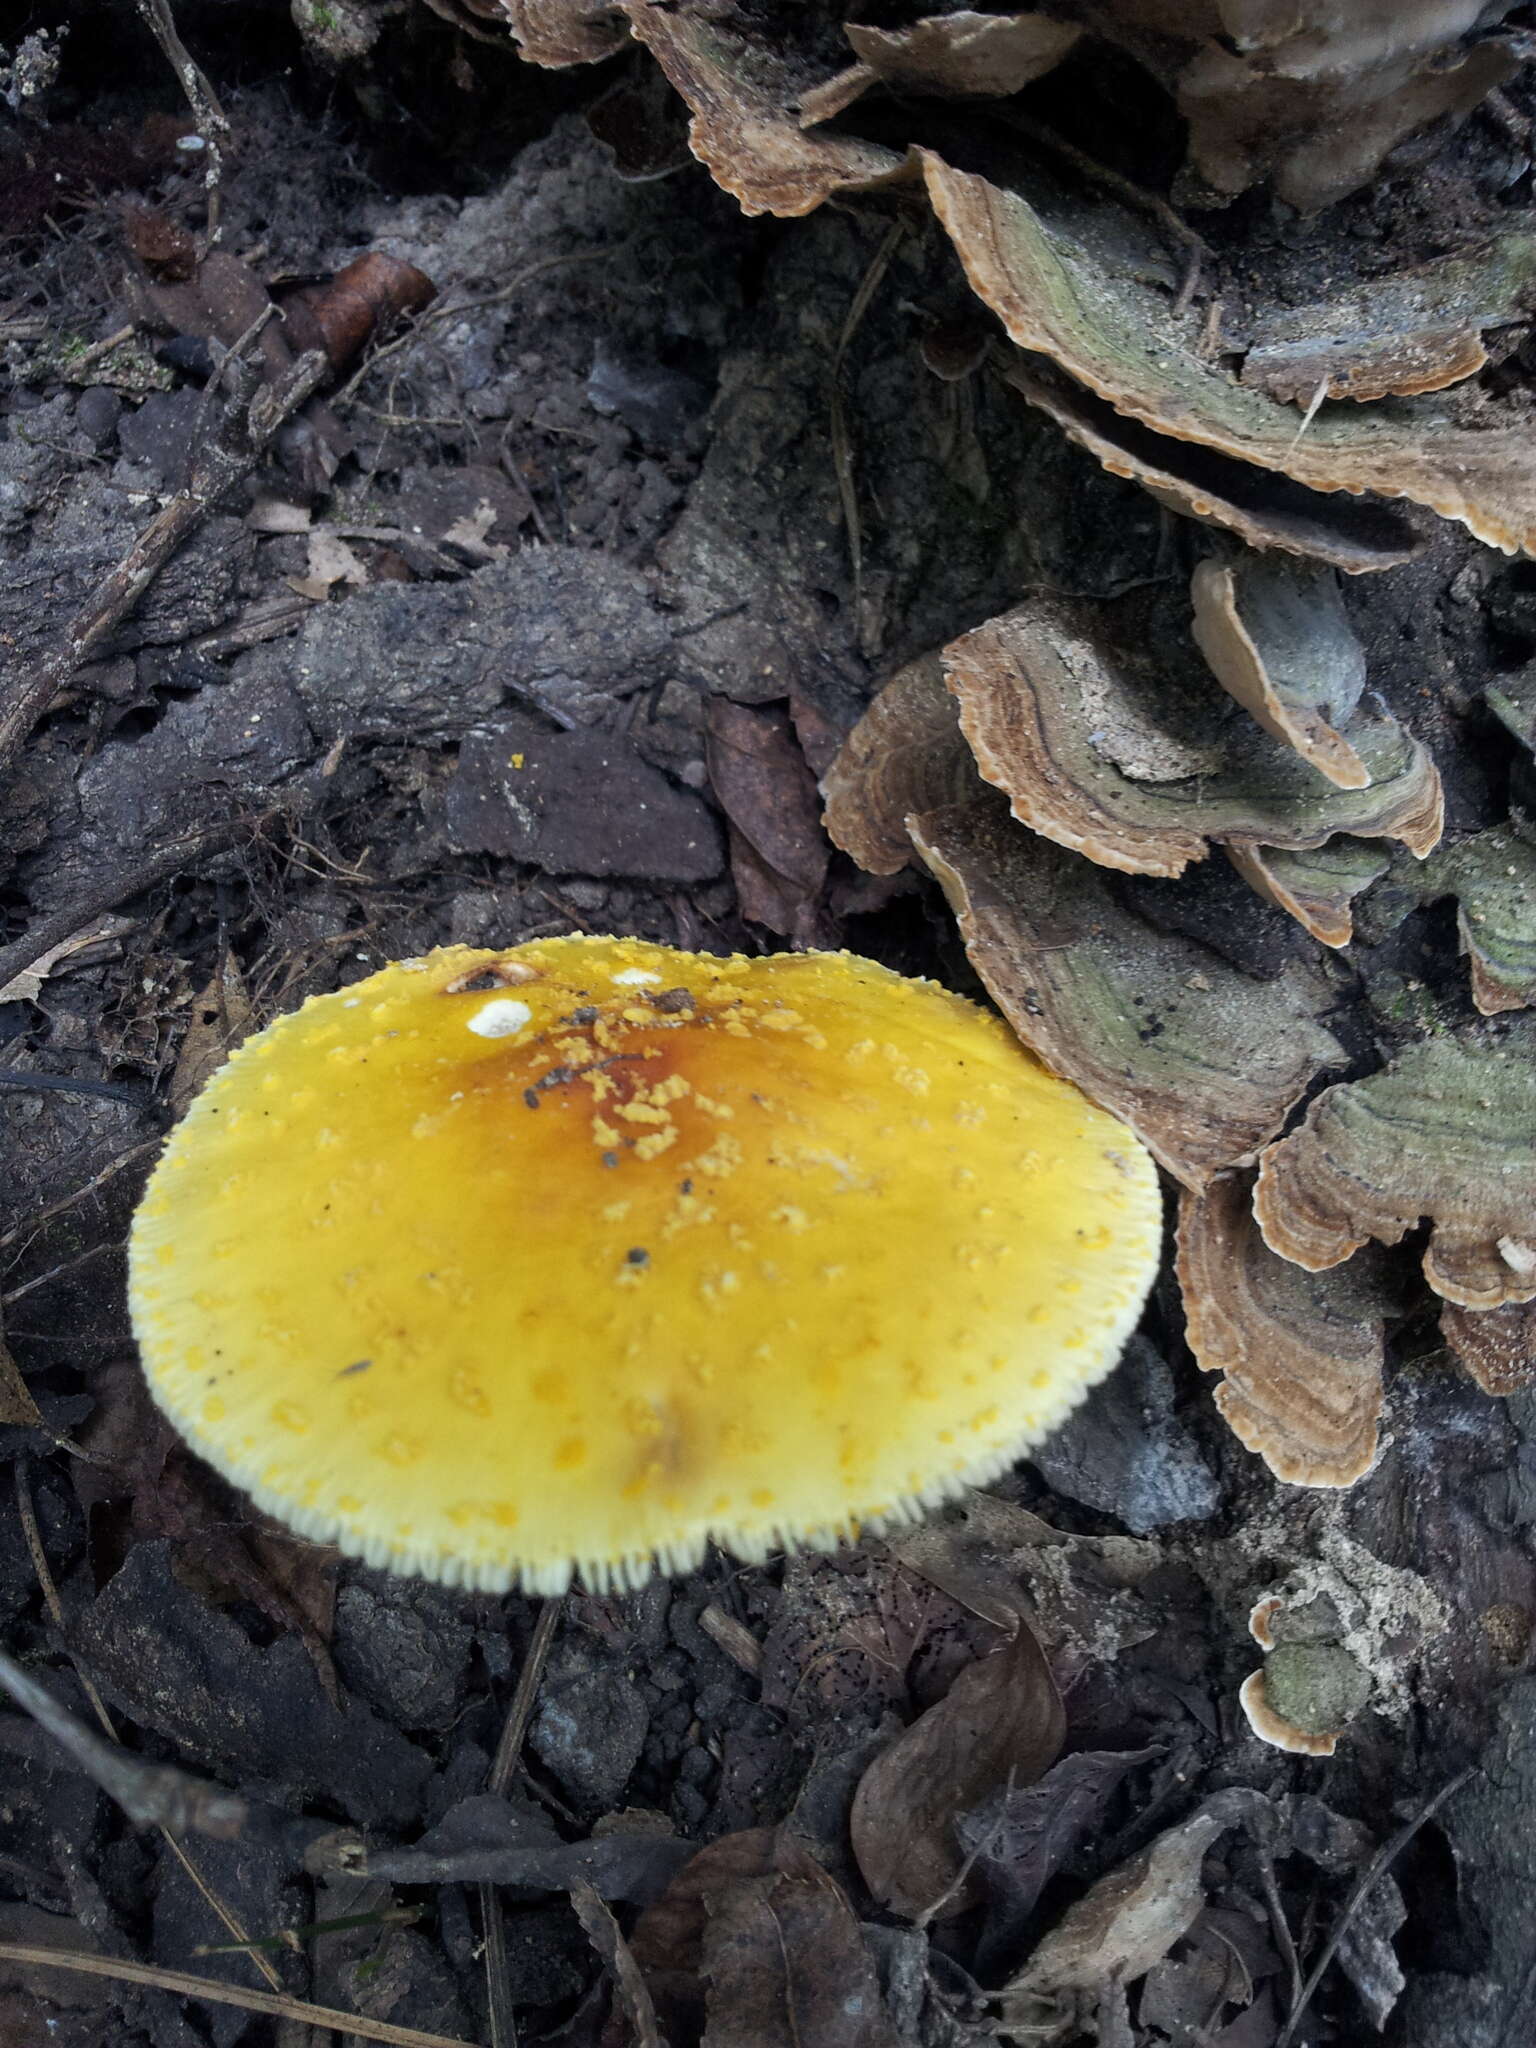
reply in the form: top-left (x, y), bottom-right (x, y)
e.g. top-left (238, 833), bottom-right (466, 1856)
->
top-left (994, 1789), bottom-right (1266, 2041)
top-left (281, 254), bottom-right (436, 375)
top-left (851, 1614), bottom-right (1064, 1923)
top-left (629, 1827), bottom-right (903, 2048)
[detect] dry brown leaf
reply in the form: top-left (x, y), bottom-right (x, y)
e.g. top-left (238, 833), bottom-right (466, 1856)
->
top-left (280, 253), bottom-right (435, 374)
top-left (889, 1500), bottom-right (1163, 1672)
top-left (1176, 1174), bottom-right (1388, 1486)
top-left (706, 698), bottom-right (831, 938)
top-left (699, 1847), bottom-right (904, 2048)
top-left (994, 1789), bottom-right (1264, 2040)
top-left (629, 1827), bottom-right (890, 2047)
top-left (850, 1616), bottom-right (1064, 1922)
top-left (955, 1747), bottom-right (1160, 1930)
top-left (1255, 1020), bottom-right (1536, 1309)
top-left (630, 1828), bottom-right (795, 1983)
top-left (168, 950), bottom-right (255, 1117)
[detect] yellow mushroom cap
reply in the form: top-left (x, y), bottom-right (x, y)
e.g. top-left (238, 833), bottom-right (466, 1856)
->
top-left (128, 938), bottom-right (1162, 1594)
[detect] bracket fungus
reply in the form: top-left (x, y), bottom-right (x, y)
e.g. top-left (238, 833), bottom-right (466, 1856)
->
top-left (621, 3), bottom-right (903, 217)
top-left (946, 591), bottom-right (1442, 881)
top-left (128, 938), bottom-right (1162, 1594)
top-left (907, 794), bottom-right (1347, 1190)
top-left (924, 152), bottom-right (1536, 559)
top-left (1225, 839), bottom-right (1390, 951)
top-left (1061, 0), bottom-right (1529, 215)
top-left (1236, 1530), bottom-right (1446, 1757)
top-left (996, 355), bottom-right (1426, 576)
top-left (1442, 1301), bottom-right (1536, 1397)
top-left (820, 654), bottom-right (976, 878)
top-left (1189, 555), bottom-right (1371, 790)
top-left (1176, 1176), bottom-right (1388, 1488)
top-left (1413, 820), bottom-right (1536, 1016)
top-left (1238, 228), bottom-right (1536, 404)
top-left (1255, 1021), bottom-right (1536, 1309)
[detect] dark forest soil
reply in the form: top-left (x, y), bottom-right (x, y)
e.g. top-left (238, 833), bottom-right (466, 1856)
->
top-left (4, 7), bottom-right (1536, 2046)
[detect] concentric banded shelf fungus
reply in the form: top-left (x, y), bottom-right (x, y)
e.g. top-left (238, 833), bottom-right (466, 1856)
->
top-left (129, 937), bottom-right (1162, 1594)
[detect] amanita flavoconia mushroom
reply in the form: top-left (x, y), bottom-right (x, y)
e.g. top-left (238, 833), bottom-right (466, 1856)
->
top-left (129, 938), bottom-right (1161, 1594)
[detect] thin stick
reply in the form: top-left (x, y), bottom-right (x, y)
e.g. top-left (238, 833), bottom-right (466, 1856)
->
top-left (68, 323), bottom-right (138, 375)
top-left (483, 1598), bottom-right (564, 2048)
top-left (0, 342), bottom-right (327, 785)
top-left (1275, 1767), bottom-right (1476, 2048)
top-left (133, 0), bottom-right (230, 239)
top-left (0, 1139), bottom-right (159, 1252)
top-left (830, 217), bottom-right (905, 654)
top-left (1255, 1835), bottom-right (1304, 2018)
top-left (0, 813), bottom-right (268, 1001)
top-left (0, 1644), bottom-right (246, 1839)
top-left (0, 1943), bottom-right (475, 2048)
top-left (14, 1461), bottom-right (285, 1991)
top-left (487, 1599), bottom-right (563, 1798)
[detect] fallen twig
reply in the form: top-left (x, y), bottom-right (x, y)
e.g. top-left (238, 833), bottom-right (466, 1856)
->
top-left (133, 0), bottom-right (231, 239)
top-left (0, 812), bottom-right (268, 1003)
top-left (0, 1942), bottom-right (476, 2048)
top-left (0, 343), bottom-right (327, 785)
top-left (0, 1643), bottom-right (246, 1839)
top-left (483, 1596), bottom-right (564, 2048)
top-left (14, 1460), bottom-right (282, 1987)
top-left (1275, 1767), bottom-right (1477, 2048)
